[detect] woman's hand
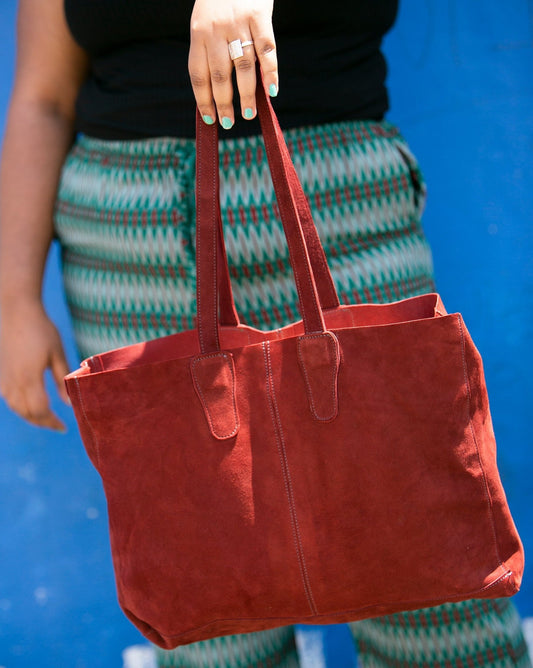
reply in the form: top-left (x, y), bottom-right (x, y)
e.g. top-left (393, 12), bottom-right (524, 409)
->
top-left (0, 300), bottom-right (70, 432)
top-left (0, 0), bottom-right (89, 432)
top-left (189, 0), bottom-right (277, 129)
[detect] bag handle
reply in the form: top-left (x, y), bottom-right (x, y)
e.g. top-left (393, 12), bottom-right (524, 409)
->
top-left (211, 77), bottom-right (340, 328)
top-left (195, 71), bottom-right (340, 353)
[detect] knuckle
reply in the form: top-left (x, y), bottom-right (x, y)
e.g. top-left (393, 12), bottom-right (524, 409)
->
top-left (235, 58), bottom-right (254, 73)
top-left (257, 40), bottom-right (276, 57)
top-left (250, 7), bottom-right (267, 24)
top-left (189, 71), bottom-right (209, 89)
top-left (190, 20), bottom-right (210, 38)
top-left (213, 18), bottom-right (232, 32)
top-left (211, 69), bottom-right (230, 85)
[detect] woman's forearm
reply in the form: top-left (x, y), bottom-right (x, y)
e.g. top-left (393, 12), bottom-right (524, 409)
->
top-left (0, 96), bottom-right (75, 309)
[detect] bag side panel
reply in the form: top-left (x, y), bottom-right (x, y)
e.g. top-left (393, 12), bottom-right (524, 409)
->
top-left (460, 321), bottom-right (524, 591)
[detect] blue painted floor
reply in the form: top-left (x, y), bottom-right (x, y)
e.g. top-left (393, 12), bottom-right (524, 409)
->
top-left (1, 1), bottom-right (531, 666)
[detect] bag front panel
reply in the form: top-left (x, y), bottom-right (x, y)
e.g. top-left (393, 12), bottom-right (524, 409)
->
top-left (268, 314), bottom-right (521, 613)
top-left (76, 349), bottom-right (316, 638)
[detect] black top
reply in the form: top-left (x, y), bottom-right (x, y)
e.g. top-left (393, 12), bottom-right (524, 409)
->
top-left (64, 0), bottom-right (399, 139)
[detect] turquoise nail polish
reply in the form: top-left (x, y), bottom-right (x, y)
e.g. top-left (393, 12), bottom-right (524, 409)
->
top-left (244, 108), bottom-right (254, 119)
top-left (202, 114), bottom-right (215, 125)
top-left (221, 116), bottom-right (233, 130)
top-left (269, 84), bottom-right (278, 97)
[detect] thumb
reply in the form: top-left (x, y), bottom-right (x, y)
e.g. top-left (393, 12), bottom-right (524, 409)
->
top-left (50, 347), bottom-right (71, 406)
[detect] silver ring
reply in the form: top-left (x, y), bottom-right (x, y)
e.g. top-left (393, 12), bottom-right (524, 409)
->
top-left (228, 39), bottom-right (254, 60)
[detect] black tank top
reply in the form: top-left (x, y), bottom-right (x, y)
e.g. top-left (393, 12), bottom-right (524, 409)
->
top-left (64, 0), bottom-right (399, 139)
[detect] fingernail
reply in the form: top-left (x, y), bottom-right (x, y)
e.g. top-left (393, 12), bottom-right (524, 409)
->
top-left (202, 114), bottom-right (215, 125)
top-left (269, 84), bottom-right (278, 98)
top-left (244, 108), bottom-right (254, 120)
top-left (221, 117), bottom-right (233, 130)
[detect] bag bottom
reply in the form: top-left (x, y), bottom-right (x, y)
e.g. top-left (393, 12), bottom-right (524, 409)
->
top-left (123, 568), bottom-right (520, 649)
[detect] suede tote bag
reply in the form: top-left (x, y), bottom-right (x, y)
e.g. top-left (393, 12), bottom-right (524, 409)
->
top-left (65, 77), bottom-right (524, 649)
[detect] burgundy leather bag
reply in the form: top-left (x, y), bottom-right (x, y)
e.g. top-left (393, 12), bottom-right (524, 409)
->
top-left (65, 78), bottom-right (524, 649)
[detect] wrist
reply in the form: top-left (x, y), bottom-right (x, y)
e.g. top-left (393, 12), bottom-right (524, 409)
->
top-left (0, 293), bottom-right (44, 317)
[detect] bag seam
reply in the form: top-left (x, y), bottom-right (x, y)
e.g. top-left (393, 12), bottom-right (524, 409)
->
top-left (457, 314), bottom-right (504, 569)
top-left (262, 341), bottom-right (318, 615)
top-left (74, 377), bottom-right (100, 469)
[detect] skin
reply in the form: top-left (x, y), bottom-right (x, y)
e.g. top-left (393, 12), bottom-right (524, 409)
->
top-left (0, 0), bottom-right (279, 430)
top-left (189, 0), bottom-right (277, 126)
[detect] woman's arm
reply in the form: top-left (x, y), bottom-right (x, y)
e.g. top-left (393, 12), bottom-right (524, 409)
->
top-left (0, 0), bottom-right (88, 431)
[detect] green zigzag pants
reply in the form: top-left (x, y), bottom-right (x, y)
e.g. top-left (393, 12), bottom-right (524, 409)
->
top-left (54, 120), bottom-right (531, 668)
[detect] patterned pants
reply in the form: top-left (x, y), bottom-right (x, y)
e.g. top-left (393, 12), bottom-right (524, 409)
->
top-left (54, 120), bottom-right (530, 668)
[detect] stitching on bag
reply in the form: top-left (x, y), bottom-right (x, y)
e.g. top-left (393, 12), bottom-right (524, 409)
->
top-left (191, 352), bottom-right (239, 439)
top-left (457, 314), bottom-right (504, 568)
top-left (197, 126), bottom-right (204, 351)
top-left (297, 333), bottom-right (338, 421)
top-left (262, 341), bottom-right (318, 615)
top-left (196, 126), bottom-right (220, 352)
top-left (210, 140), bottom-right (218, 349)
top-left (74, 377), bottom-right (100, 469)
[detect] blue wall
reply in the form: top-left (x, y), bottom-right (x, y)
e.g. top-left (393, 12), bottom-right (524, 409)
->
top-left (0, 1), bottom-right (531, 666)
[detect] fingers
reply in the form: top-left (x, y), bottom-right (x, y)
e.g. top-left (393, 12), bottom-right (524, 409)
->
top-left (0, 305), bottom-right (69, 432)
top-left (189, 36), bottom-right (239, 129)
top-left (24, 377), bottom-right (67, 432)
top-left (189, 3), bottom-right (277, 128)
top-left (206, 41), bottom-right (236, 129)
top-left (249, 13), bottom-right (278, 98)
top-left (233, 41), bottom-right (257, 120)
top-left (188, 41), bottom-right (217, 127)
top-left (0, 351), bottom-right (69, 432)
top-left (2, 376), bottom-right (66, 432)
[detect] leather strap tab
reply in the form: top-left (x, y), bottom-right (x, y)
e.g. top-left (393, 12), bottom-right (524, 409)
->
top-left (191, 352), bottom-right (240, 440)
top-left (297, 332), bottom-right (340, 422)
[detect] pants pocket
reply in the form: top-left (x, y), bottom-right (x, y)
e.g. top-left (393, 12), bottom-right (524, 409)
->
top-left (392, 137), bottom-right (428, 221)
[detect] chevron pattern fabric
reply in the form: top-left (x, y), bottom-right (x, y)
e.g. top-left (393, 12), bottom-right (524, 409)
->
top-left (54, 119), bottom-right (434, 358)
top-left (352, 598), bottom-right (531, 668)
top-left (154, 626), bottom-right (299, 668)
top-left (53, 120), bottom-right (530, 668)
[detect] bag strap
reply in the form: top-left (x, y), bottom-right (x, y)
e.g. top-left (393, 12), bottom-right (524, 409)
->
top-left (195, 71), bottom-right (340, 353)
top-left (255, 76), bottom-right (340, 312)
top-left (203, 91), bottom-right (341, 329)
